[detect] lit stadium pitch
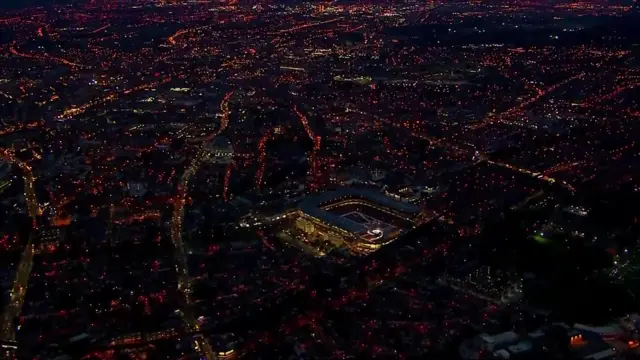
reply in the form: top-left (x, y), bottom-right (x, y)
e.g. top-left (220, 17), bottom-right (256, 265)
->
top-left (340, 210), bottom-right (397, 240)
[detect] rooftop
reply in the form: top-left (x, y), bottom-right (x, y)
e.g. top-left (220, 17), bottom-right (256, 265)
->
top-left (298, 188), bottom-right (420, 234)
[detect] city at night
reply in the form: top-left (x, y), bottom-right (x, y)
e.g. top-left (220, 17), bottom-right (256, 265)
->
top-left (1, 0), bottom-right (640, 359)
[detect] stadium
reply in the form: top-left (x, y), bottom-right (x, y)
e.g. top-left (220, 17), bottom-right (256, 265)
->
top-left (294, 189), bottom-right (421, 255)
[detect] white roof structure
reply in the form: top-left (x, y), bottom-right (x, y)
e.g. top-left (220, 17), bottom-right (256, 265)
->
top-left (480, 331), bottom-right (519, 345)
top-left (508, 341), bottom-right (532, 354)
top-left (573, 324), bottom-right (622, 337)
top-left (584, 348), bottom-right (616, 360)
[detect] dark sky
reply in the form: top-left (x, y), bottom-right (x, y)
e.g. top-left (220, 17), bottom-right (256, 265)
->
top-left (1, 0), bottom-right (75, 9)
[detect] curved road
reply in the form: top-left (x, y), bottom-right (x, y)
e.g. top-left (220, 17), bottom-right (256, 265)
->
top-left (0, 150), bottom-right (39, 344)
top-left (170, 92), bottom-right (233, 360)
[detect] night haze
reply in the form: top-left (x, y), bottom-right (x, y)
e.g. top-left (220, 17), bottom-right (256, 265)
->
top-left (1, 0), bottom-right (73, 8)
top-left (1, 1), bottom-right (640, 360)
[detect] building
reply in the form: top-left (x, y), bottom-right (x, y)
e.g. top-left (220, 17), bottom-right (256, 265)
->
top-left (462, 323), bottom-right (619, 360)
top-left (567, 329), bottom-right (617, 360)
top-left (478, 331), bottom-right (519, 352)
top-left (126, 182), bottom-right (147, 197)
top-left (35, 227), bottom-right (64, 253)
top-left (294, 188), bottom-right (420, 255)
top-left (206, 137), bottom-right (234, 164)
top-left (370, 169), bottom-right (386, 182)
top-left (494, 340), bottom-right (533, 359)
top-left (0, 160), bottom-right (10, 179)
top-left (440, 266), bottom-right (523, 304)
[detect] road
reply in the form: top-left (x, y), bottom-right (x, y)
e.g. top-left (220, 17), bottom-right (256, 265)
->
top-left (472, 73), bottom-right (585, 130)
top-left (348, 107), bottom-right (575, 192)
top-left (169, 92), bottom-right (233, 360)
top-left (58, 76), bottom-right (173, 119)
top-left (0, 150), bottom-right (39, 346)
top-left (293, 106), bottom-right (322, 189)
top-left (10, 42), bottom-right (84, 68)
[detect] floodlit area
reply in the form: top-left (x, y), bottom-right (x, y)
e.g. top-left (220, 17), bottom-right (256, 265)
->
top-left (279, 189), bottom-right (421, 256)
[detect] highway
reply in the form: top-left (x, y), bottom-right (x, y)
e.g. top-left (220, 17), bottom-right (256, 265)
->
top-left (0, 150), bottom-right (39, 346)
top-left (169, 92), bottom-right (233, 360)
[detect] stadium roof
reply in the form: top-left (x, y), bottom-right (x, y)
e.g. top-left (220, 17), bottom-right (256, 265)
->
top-left (298, 188), bottom-right (420, 234)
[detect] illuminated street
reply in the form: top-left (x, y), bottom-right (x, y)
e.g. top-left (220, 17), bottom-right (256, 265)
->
top-left (0, 1), bottom-right (639, 359)
top-left (0, 151), bottom-right (39, 346)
